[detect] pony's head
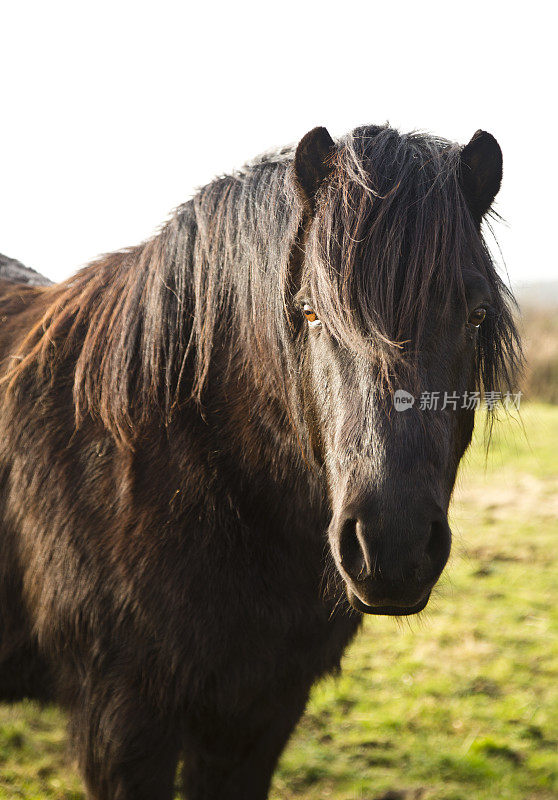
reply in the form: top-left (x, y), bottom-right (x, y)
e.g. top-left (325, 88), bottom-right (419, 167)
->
top-left (292, 125), bottom-right (520, 615)
top-left (2, 122), bottom-right (519, 623)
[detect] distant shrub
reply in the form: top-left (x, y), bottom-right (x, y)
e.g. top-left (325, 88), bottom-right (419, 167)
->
top-left (519, 308), bottom-right (558, 404)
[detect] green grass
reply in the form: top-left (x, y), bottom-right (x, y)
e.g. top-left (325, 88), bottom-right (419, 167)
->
top-left (1, 404), bottom-right (557, 799)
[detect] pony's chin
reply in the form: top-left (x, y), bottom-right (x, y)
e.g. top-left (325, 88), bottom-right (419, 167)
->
top-left (347, 589), bottom-right (431, 616)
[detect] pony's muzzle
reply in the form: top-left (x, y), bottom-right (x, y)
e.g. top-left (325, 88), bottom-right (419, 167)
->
top-left (331, 505), bottom-right (451, 616)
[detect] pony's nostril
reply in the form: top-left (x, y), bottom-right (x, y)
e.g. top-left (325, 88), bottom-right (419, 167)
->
top-left (339, 518), bottom-right (368, 581)
top-left (425, 519), bottom-right (451, 569)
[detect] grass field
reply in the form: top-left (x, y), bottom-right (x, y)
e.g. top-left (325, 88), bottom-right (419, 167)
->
top-left (1, 405), bottom-right (557, 799)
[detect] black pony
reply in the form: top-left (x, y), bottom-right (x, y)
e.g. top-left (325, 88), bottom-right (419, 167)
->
top-left (0, 124), bottom-right (520, 799)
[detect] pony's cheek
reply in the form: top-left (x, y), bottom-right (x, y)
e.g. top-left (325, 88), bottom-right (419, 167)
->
top-left (456, 408), bottom-right (475, 458)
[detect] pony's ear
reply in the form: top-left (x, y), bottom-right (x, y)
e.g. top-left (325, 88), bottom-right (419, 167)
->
top-left (293, 127), bottom-right (336, 212)
top-left (460, 130), bottom-right (503, 223)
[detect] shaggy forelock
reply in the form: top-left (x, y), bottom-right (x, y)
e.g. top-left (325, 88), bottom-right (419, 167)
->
top-left (306, 125), bottom-right (521, 392)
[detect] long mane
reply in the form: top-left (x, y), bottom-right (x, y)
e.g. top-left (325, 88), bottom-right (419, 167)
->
top-left (2, 125), bottom-right (521, 442)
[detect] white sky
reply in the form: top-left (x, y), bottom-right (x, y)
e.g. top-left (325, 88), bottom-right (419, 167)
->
top-left (1, 1), bottom-right (556, 286)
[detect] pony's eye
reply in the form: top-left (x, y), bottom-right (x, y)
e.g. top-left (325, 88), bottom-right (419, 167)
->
top-left (468, 307), bottom-right (486, 327)
top-left (303, 304), bottom-right (320, 325)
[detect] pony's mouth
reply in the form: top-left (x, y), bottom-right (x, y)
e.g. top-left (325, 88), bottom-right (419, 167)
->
top-left (347, 589), bottom-right (431, 616)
